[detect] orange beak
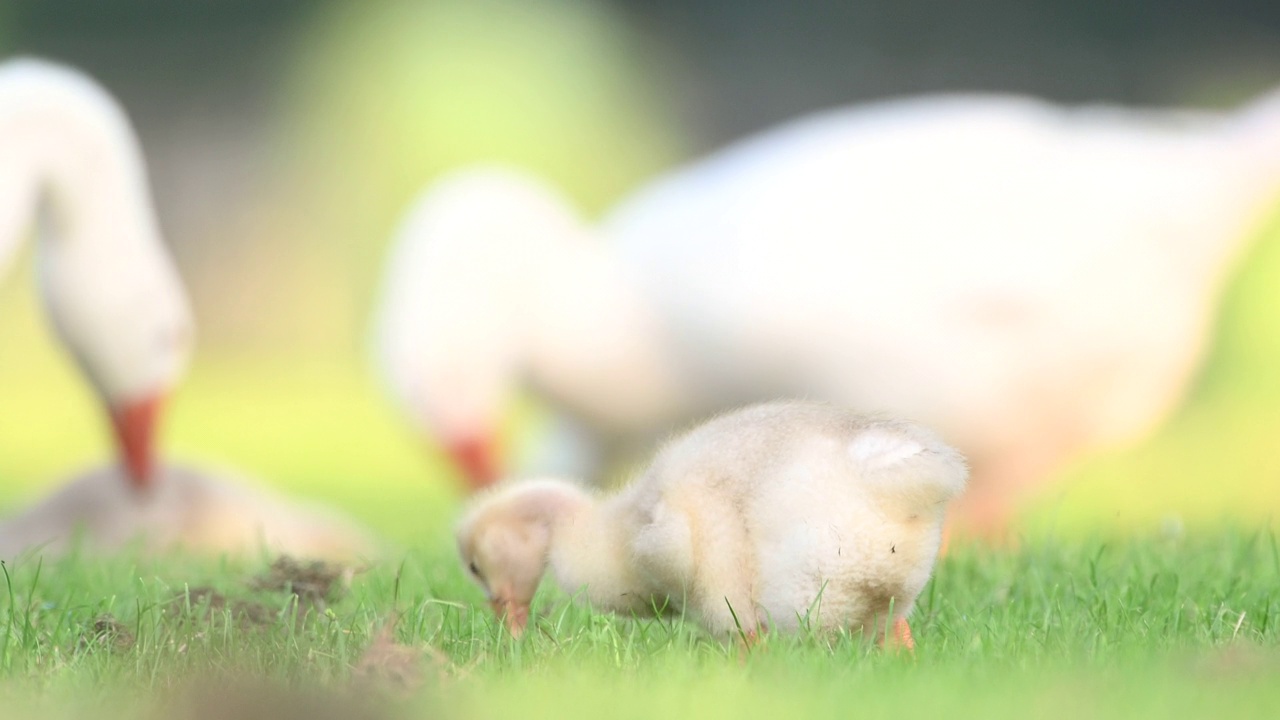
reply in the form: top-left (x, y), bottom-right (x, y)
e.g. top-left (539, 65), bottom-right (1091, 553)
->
top-left (489, 598), bottom-right (530, 636)
top-left (107, 394), bottom-right (164, 490)
top-left (446, 434), bottom-right (502, 492)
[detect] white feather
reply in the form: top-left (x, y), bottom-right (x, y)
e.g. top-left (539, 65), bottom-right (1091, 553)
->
top-left (849, 431), bottom-right (925, 470)
top-left (0, 57), bottom-right (192, 403)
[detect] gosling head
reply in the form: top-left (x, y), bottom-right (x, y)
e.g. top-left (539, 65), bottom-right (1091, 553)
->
top-left (455, 478), bottom-right (590, 635)
top-left (372, 167), bottom-right (588, 491)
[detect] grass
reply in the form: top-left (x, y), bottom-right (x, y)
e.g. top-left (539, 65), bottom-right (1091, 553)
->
top-left (0, 529), bottom-right (1277, 719)
top-left (2, 237), bottom-right (1279, 720)
top-left (1, 157), bottom-right (1278, 720)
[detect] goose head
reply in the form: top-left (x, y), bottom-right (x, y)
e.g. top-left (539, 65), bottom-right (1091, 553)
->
top-left (373, 167), bottom-right (588, 490)
top-left (38, 218), bottom-right (193, 488)
top-left (455, 478), bottom-right (589, 634)
top-left (1, 58), bottom-right (193, 488)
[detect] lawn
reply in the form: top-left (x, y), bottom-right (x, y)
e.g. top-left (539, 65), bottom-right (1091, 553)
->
top-left (0, 530), bottom-right (1278, 719)
top-left (1, 172), bottom-right (1278, 720)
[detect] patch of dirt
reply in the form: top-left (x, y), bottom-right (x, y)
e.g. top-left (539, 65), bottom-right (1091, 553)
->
top-left (174, 586), bottom-right (277, 628)
top-left (79, 613), bottom-right (135, 652)
top-left (168, 556), bottom-right (360, 629)
top-left (352, 617), bottom-right (434, 696)
top-left (249, 557), bottom-right (356, 609)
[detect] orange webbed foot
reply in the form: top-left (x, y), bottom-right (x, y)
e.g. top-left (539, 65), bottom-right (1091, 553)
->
top-left (883, 617), bottom-right (915, 653)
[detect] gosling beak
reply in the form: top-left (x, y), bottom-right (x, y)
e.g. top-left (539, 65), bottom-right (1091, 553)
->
top-left (489, 598), bottom-right (530, 636)
top-left (107, 393), bottom-right (165, 490)
top-left (447, 434), bottom-right (502, 492)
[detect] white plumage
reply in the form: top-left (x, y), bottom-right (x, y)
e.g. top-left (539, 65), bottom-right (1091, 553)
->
top-left (456, 401), bottom-right (967, 643)
top-left (0, 57), bottom-right (192, 419)
top-left (376, 86), bottom-right (1280, 535)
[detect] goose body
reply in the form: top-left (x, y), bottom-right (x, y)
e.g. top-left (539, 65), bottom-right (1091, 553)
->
top-left (377, 87), bottom-right (1280, 534)
top-left (0, 463), bottom-right (377, 561)
top-left (603, 92), bottom-right (1280, 530)
top-left (456, 401), bottom-right (967, 641)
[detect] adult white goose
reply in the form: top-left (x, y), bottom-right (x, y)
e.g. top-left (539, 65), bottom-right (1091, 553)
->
top-left (1, 57), bottom-right (191, 485)
top-left (374, 87), bottom-right (1280, 536)
top-left (0, 58), bottom-right (376, 559)
top-left (373, 168), bottom-right (684, 491)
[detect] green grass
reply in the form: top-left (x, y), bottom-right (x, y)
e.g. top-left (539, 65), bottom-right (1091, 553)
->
top-left (0, 530), bottom-right (1277, 719)
top-left (2, 220), bottom-right (1279, 720)
top-left (1, 145), bottom-right (1279, 720)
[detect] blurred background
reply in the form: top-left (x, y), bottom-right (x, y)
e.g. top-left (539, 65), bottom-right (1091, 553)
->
top-left (1, 0), bottom-right (1278, 542)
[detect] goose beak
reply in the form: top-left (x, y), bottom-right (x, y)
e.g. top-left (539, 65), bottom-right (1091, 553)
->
top-left (108, 394), bottom-right (164, 490)
top-left (489, 598), bottom-right (530, 636)
top-left (446, 434), bottom-right (502, 492)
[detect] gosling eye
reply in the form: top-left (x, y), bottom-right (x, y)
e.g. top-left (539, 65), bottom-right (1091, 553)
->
top-left (468, 562), bottom-right (484, 581)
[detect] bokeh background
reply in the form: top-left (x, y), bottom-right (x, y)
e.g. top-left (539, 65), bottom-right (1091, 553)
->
top-left (2, 0), bottom-right (1279, 542)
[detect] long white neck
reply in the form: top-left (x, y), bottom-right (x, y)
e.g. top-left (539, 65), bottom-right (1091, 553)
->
top-left (1230, 88), bottom-right (1280, 238)
top-left (1231, 86), bottom-right (1280, 187)
top-left (0, 59), bottom-right (159, 282)
top-left (1185, 87), bottom-right (1280, 302)
top-left (524, 235), bottom-right (689, 434)
top-left (546, 492), bottom-right (648, 614)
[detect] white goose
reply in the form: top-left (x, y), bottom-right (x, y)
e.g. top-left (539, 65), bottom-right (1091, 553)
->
top-left (374, 87), bottom-right (1280, 537)
top-left (0, 58), bottom-right (375, 560)
top-left (0, 57), bottom-right (191, 485)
